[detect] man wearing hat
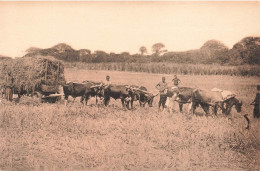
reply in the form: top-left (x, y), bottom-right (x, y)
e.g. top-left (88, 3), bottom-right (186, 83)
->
top-left (156, 76), bottom-right (168, 111)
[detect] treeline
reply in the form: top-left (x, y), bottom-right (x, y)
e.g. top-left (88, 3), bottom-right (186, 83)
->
top-left (0, 55), bottom-right (11, 61)
top-left (24, 36), bottom-right (260, 65)
top-left (65, 62), bottom-right (260, 77)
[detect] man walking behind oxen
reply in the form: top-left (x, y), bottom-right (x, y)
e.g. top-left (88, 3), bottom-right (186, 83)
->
top-left (4, 71), bottom-right (14, 101)
top-left (251, 85), bottom-right (260, 118)
top-left (156, 76), bottom-right (168, 111)
top-left (172, 75), bottom-right (181, 87)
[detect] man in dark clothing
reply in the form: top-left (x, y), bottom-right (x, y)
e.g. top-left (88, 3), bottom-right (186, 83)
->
top-left (251, 85), bottom-right (260, 118)
top-left (0, 85), bottom-right (4, 98)
top-left (172, 75), bottom-right (181, 87)
top-left (156, 76), bottom-right (168, 111)
top-left (4, 72), bottom-right (14, 101)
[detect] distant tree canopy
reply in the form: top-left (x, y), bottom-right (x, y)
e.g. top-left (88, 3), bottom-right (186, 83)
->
top-left (0, 54), bottom-right (11, 61)
top-left (139, 46), bottom-right (147, 56)
top-left (200, 40), bottom-right (229, 51)
top-left (152, 43), bottom-right (167, 56)
top-left (231, 37), bottom-right (260, 65)
top-left (92, 50), bottom-right (109, 63)
top-left (25, 47), bottom-right (42, 54)
top-left (23, 37), bottom-right (260, 65)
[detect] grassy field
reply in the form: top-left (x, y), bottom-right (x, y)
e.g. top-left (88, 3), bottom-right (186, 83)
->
top-left (0, 68), bottom-right (259, 170)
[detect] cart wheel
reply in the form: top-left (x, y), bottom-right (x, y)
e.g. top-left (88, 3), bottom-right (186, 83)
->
top-left (36, 92), bottom-right (43, 103)
top-left (55, 96), bottom-right (61, 103)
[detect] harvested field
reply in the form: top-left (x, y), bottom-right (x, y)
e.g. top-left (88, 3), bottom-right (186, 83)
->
top-left (0, 69), bottom-right (259, 170)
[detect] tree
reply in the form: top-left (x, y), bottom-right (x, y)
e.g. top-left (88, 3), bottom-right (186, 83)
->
top-left (139, 46), bottom-right (147, 56)
top-left (25, 47), bottom-right (42, 54)
top-left (92, 50), bottom-right (108, 63)
top-left (231, 37), bottom-right (260, 65)
top-left (152, 43), bottom-right (167, 56)
top-left (120, 52), bottom-right (130, 57)
top-left (78, 49), bottom-right (91, 62)
top-left (78, 49), bottom-right (91, 55)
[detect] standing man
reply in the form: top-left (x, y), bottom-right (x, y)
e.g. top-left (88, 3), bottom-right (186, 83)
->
top-left (172, 75), bottom-right (181, 87)
top-left (105, 75), bottom-right (111, 85)
top-left (104, 75), bottom-right (111, 89)
top-left (102, 75), bottom-right (111, 105)
top-left (5, 71), bottom-right (14, 101)
top-left (156, 76), bottom-right (168, 111)
top-left (251, 85), bottom-right (260, 118)
top-left (0, 85), bottom-right (4, 98)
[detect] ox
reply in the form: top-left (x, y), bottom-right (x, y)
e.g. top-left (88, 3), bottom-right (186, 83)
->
top-left (83, 80), bottom-right (104, 104)
top-left (222, 97), bottom-right (243, 115)
top-left (103, 84), bottom-right (134, 110)
top-left (164, 87), bottom-right (195, 113)
top-left (190, 89), bottom-right (242, 116)
top-left (138, 86), bottom-right (156, 107)
top-left (63, 82), bottom-right (103, 106)
top-left (211, 88), bottom-right (242, 115)
top-left (129, 85), bottom-right (156, 108)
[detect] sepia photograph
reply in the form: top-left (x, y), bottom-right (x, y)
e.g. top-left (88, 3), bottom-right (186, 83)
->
top-left (0, 1), bottom-right (259, 170)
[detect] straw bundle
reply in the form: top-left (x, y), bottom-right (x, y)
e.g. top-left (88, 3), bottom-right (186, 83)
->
top-left (0, 56), bottom-right (66, 93)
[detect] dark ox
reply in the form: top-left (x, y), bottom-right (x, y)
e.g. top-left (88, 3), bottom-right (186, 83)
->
top-left (83, 80), bottom-right (104, 104)
top-left (139, 86), bottom-right (156, 107)
top-left (222, 97), bottom-right (243, 115)
top-left (165, 87), bottom-right (195, 112)
top-left (63, 82), bottom-right (103, 106)
top-left (103, 84), bottom-right (135, 109)
top-left (130, 85), bottom-right (156, 108)
top-left (190, 89), bottom-right (242, 116)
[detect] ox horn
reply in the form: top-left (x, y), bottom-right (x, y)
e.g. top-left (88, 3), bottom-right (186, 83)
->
top-left (140, 89), bottom-right (154, 95)
top-left (90, 83), bottom-right (104, 89)
top-left (143, 92), bottom-right (158, 97)
top-left (125, 85), bottom-right (132, 90)
top-left (90, 85), bottom-right (99, 88)
top-left (152, 93), bottom-right (159, 97)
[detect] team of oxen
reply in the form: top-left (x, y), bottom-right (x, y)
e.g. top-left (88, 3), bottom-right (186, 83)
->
top-left (165, 87), bottom-right (242, 116)
top-left (0, 79), bottom-right (243, 116)
top-left (62, 81), bottom-right (156, 109)
top-left (62, 80), bottom-right (243, 116)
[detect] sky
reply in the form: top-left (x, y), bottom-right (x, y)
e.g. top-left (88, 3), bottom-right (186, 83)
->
top-left (0, 1), bottom-right (260, 57)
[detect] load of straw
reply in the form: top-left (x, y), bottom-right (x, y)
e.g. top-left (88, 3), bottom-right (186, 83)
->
top-left (0, 56), bottom-right (66, 93)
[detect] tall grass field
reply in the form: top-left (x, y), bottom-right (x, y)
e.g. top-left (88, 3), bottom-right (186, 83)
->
top-left (0, 68), bottom-right (259, 170)
top-left (65, 62), bottom-right (260, 76)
